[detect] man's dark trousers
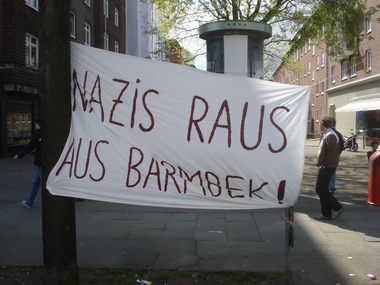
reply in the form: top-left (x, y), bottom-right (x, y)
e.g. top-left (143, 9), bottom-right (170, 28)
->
top-left (316, 167), bottom-right (343, 218)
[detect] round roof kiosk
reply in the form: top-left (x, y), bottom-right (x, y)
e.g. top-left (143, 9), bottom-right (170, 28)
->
top-left (199, 20), bottom-right (272, 79)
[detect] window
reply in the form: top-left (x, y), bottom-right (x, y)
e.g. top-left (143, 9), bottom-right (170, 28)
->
top-left (321, 52), bottom-right (325, 67)
top-left (316, 56), bottom-right (320, 70)
top-left (308, 38), bottom-right (311, 50)
top-left (70, 12), bottom-right (76, 38)
top-left (312, 96), bottom-right (314, 107)
top-left (85, 0), bottom-right (91, 7)
top-left (308, 61), bottom-right (311, 74)
top-left (25, 0), bottom-right (38, 10)
top-left (316, 109), bottom-right (319, 122)
top-left (304, 64), bottom-right (307, 77)
top-left (104, 0), bottom-right (109, 18)
top-left (316, 82), bottom-right (319, 95)
top-left (25, 34), bottom-right (38, 68)
top-left (312, 70), bottom-right (315, 81)
top-left (115, 8), bottom-right (119, 27)
top-left (366, 12), bottom-right (372, 33)
top-left (331, 66), bottom-right (336, 84)
top-left (104, 33), bottom-right (109, 51)
top-left (350, 56), bottom-right (357, 77)
top-left (115, 41), bottom-right (119, 53)
top-left (312, 45), bottom-right (315, 56)
top-left (366, 49), bottom-right (372, 71)
top-left (321, 107), bottom-right (325, 116)
top-left (84, 22), bottom-right (91, 45)
top-left (321, 81), bottom-right (325, 94)
top-left (341, 60), bottom-right (348, 79)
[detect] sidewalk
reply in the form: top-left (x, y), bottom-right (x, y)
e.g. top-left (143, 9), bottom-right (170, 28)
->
top-left (0, 139), bottom-right (379, 285)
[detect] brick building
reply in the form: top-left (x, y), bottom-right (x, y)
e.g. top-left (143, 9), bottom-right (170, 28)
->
top-left (273, 0), bottom-right (380, 147)
top-left (0, 0), bottom-right (126, 158)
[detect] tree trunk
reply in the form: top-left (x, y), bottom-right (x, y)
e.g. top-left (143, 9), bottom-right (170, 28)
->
top-left (39, 0), bottom-right (79, 284)
top-left (232, 2), bottom-right (239, 19)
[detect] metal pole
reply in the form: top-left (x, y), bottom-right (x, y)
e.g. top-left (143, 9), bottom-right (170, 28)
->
top-left (285, 206), bottom-right (294, 285)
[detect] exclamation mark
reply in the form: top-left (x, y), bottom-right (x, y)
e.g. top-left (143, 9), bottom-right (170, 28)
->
top-left (277, 180), bottom-right (286, 204)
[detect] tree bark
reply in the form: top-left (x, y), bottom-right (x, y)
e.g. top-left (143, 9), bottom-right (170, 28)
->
top-left (39, 0), bottom-right (79, 284)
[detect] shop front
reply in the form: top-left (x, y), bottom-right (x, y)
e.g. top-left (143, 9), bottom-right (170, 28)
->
top-left (6, 103), bottom-right (33, 147)
top-left (336, 96), bottom-right (380, 147)
top-left (328, 74), bottom-right (380, 149)
top-left (1, 91), bottom-right (40, 158)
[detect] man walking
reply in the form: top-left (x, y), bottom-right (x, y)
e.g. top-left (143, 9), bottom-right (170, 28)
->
top-left (315, 116), bottom-right (344, 220)
top-left (328, 118), bottom-right (344, 194)
top-left (13, 117), bottom-right (42, 208)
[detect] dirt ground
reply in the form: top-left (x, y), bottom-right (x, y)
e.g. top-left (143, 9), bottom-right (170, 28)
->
top-left (0, 266), bottom-right (287, 284)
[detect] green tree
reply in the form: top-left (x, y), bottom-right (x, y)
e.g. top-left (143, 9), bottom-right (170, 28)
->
top-left (149, 0), bottom-right (377, 77)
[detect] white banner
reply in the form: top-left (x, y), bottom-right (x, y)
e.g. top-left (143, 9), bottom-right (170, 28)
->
top-left (46, 42), bottom-right (310, 210)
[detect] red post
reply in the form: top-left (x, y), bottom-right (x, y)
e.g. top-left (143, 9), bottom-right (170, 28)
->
top-left (368, 149), bottom-right (380, 206)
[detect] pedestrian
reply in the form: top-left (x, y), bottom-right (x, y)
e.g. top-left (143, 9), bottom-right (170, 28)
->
top-left (315, 116), bottom-right (344, 220)
top-left (367, 141), bottom-right (379, 161)
top-left (13, 117), bottom-right (42, 208)
top-left (328, 118), bottom-right (344, 194)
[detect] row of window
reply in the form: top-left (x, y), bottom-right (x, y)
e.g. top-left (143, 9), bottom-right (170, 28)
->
top-left (334, 50), bottom-right (372, 82)
top-left (309, 83), bottom-right (326, 112)
top-left (293, 50), bottom-right (370, 83)
top-left (25, 27), bottom-right (121, 69)
top-left (26, 0), bottom-right (116, 17)
top-left (82, 21), bottom-right (120, 51)
top-left (294, 12), bottom-right (372, 61)
top-left (290, 49), bottom-right (372, 85)
top-left (294, 40), bottom-right (319, 61)
top-left (25, 0), bottom-right (123, 68)
top-left (309, 50), bottom-right (371, 107)
top-left (70, 2), bottom-right (120, 49)
top-left (85, 0), bottom-right (115, 20)
top-left (308, 108), bottom-right (325, 123)
top-left (291, 52), bottom-right (326, 82)
top-left (314, 108), bottom-right (325, 123)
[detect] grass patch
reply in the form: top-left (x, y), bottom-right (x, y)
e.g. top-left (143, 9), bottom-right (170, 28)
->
top-left (0, 266), bottom-right (286, 284)
top-left (307, 133), bottom-right (319, 139)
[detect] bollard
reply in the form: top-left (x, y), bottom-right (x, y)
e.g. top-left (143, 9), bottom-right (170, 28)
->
top-left (368, 149), bottom-right (380, 206)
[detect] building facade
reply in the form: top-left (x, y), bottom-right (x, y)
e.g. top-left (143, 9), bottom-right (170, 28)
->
top-left (273, 0), bottom-right (380, 147)
top-left (1, 0), bottom-right (155, 158)
top-left (126, 0), bottom-right (164, 60)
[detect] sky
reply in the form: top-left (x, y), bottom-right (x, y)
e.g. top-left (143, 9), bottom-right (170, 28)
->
top-left (195, 53), bottom-right (206, 70)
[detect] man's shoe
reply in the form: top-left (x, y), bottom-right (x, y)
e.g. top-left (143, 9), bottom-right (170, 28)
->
top-left (332, 207), bottom-right (344, 220)
top-left (314, 215), bottom-right (331, 220)
top-left (22, 201), bottom-right (31, 209)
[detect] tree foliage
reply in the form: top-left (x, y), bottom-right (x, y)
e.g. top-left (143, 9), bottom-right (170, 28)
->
top-left (148, 0), bottom-right (376, 76)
